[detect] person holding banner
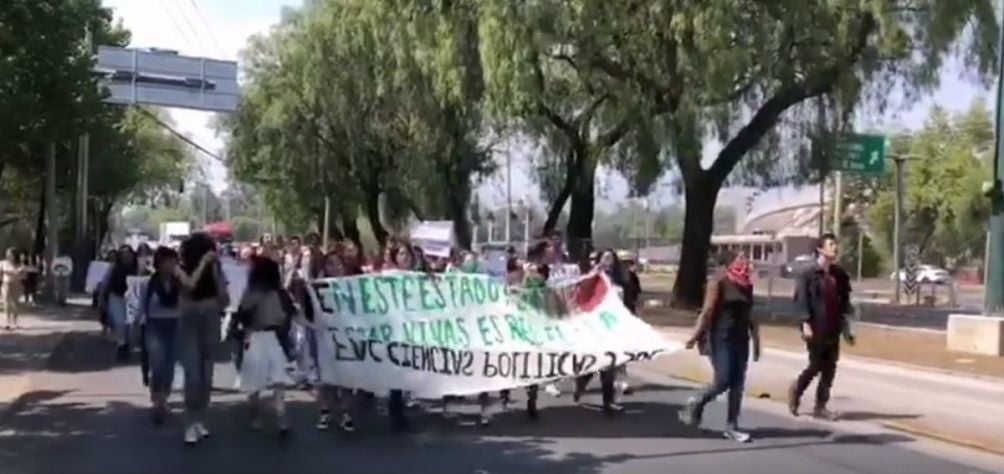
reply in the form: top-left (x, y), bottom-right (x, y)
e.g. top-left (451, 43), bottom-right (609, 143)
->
top-left (572, 248), bottom-right (627, 415)
top-left (143, 246), bottom-right (183, 426)
top-left (174, 233), bottom-right (229, 446)
top-left (100, 245), bottom-right (140, 361)
top-left (679, 250), bottom-right (759, 443)
top-left (293, 249), bottom-right (355, 433)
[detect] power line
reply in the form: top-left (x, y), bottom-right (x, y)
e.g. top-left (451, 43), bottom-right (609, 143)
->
top-left (136, 107), bottom-right (224, 163)
top-left (186, 0), bottom-right (227, 58)
top-left (168, 0), bottom-right (208, 55)
top-left (157, 0), bottom-right (196, 50)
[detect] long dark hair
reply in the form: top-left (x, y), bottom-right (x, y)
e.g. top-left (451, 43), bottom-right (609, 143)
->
top-left (108, 245), bottom-right (138, 295)
top-left (248, 256), bottom-right (282, 292)
top-left (149, 246), bottom-right (180, 308)
top-left (180, 232), bottom-right (217, 300)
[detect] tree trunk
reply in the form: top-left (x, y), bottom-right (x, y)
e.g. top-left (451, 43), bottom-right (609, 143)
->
top-left (33, 178), bottom-right (46, 258)
top-left (565, 157), bottom-right (596, 263)
top-left (363, 186), bottom-right (389, 248)
top-left (542, 146), bottom-right (583, 235)
top-left (341, 211), bottom-right (362, 253)
top-left (671, 175), bottom-right (721, 309)
top-left (447, 187), bottom-right (473, 251)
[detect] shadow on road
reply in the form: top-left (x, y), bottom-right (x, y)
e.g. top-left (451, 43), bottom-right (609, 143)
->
top-left (838, 411), bottom-right (922, 422)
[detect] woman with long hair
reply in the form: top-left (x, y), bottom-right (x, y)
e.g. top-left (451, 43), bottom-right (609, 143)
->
top-left (679, 250), bottom-right (760, 443)
top-left (100, 245), bottom-right (139, 360)
top-left (572, 248), bottom-right (627, 415)
top-left (386, 241), bottom-right (419, 430)
top-left (2, 248), bottom-right (24, 330)
top-left (305, 250), bottom-right (356, 433)
top-left (236, 256), bottom-right (310, 440)
top-left (175, 232), bottom-right (228, 446)
top-left (143, 246), bottom-right (183, 425)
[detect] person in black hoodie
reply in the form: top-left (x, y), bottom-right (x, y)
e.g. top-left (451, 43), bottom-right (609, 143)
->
top-left (788, 233), bottom-right (855, 421)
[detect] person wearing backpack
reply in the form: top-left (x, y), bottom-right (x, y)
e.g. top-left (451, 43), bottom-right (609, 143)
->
top-left (236, 256), bottom-right (314, 441)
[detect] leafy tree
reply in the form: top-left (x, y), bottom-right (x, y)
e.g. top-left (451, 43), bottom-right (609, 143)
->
top-left (472, 0), bottom-right (998, 306)
top-left (869, 101), bottom-right (994, 269)
top-left (224, 0), bottom-right (491, 250)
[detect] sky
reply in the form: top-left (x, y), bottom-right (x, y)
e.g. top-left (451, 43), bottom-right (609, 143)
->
top-left (101, 0), bottom-right (993, 220)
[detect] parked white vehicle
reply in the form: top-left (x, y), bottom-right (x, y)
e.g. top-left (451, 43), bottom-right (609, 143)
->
top-left (890, 265), bottom-right (951, 284)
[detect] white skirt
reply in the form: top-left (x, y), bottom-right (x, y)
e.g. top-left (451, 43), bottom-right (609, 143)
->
top-left (240, 331), bottom-right (295, 393)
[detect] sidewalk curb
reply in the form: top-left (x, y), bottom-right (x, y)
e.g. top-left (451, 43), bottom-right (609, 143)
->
top-left (881, 420), bottom-right (1004, 457)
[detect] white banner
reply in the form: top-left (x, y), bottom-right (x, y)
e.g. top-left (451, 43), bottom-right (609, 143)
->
top-left (84, 261), bottom-right (111, 294)
top-left (125, 276), bottom-right (149, 324)
top-left (309, 271), bottom-right (678, 398)
top-left (410, 221), bottom-right (454, 258)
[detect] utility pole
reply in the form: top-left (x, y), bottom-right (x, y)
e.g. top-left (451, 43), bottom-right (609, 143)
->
top-left (44, 143), bottom-right (58, 302)
top-left (322, 196), bottom-right (331, 250)
top-left (833, 171), bottom-right (843, 241)
top-left (505, 153), bottom-right (512, 245)
top-left (893, 156), bottom-right (905, 304)
top-left (984, 0), bottom-right (1004, 315)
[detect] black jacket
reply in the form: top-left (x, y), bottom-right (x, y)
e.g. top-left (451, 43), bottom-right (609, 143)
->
top-left (794, 261), bottom-right (852, 341)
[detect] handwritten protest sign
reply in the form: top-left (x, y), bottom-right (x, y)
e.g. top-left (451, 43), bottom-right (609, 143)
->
top-left (410, 221), bottom-right (454, 258)
top-left (309, 271), bottom-right (677, 397)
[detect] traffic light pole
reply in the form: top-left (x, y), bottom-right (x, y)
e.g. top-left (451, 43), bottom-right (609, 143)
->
top-left (984, 1), bottom-right (1004, 316)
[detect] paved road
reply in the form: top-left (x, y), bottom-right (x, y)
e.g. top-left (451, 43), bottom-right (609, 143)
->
top-left (0, 331), bottom-right (999, 474)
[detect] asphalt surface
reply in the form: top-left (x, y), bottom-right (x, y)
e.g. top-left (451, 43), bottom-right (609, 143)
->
top-left (0, 331), bottom-right (998, 474)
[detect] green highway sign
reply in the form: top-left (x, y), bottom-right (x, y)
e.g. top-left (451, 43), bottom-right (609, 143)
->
top-left (832, 133), bottom-right (887, 174)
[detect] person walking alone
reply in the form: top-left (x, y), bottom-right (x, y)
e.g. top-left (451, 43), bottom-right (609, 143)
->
top-left (679, 250), bottom-right (760, 442)
top-left (2, 249), bottom-right (24, 330)
top-left (788, 233), bottom-right (855, 421)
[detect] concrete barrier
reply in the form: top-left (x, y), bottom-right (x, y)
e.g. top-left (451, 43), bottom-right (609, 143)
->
top-left (947, 314), bottom-right (1004, 356)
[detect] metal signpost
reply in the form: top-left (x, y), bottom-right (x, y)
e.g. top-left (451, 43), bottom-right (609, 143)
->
top-left (95, 46), bottom-right (239, 112)
top-left (903, 244), bottom-right (920, 301)
top-left (48, 47), bottom-right (240, 300)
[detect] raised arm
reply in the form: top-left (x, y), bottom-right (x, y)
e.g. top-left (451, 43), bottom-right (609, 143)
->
top-left (173, 252), bottom-right (215, 290)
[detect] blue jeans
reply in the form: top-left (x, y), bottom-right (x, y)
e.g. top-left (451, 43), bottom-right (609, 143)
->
top-left (178, 300), bottom-right (222, 419)
top-left (145, 318), bottom-right (179, 399)
top-left (107, 295), bottom-right (128, 345)
top-left (693, 333), bottom-right (749, 426)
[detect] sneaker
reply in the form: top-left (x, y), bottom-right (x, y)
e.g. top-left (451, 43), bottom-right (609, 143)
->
top-left (478, 415), bottom-right (491, 427)
top-left (677, 397), bottom-right (702, 427)
top-left (195, 422), bottom-right (210, 439)
top-left (184, 425), bottom-right (199, 446)
top-left (604, 403), bottom-right (625, 416)
top-left (813, 407), bottom-right (839, 421)
top-left (544, 384), bottom-right (561, 397)
top-left (617, 381), bottom-right (633, 396)
top-left (787, 383), bottom-right (800, 417)
top-left (723, 428), bottom-right (753, 443)
top-left (316, 411), bottom-right (332, 430)
top-left (339, 414), bottom-right (356, 433)
top-left (404, 393), bottom-right (417, 409)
